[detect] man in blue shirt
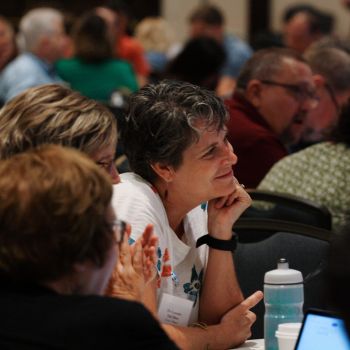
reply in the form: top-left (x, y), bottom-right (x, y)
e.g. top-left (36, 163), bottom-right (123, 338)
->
top-left (189, 4), bottom-right (252, 97)
top-left (0, 8), bottom-right (67, 103)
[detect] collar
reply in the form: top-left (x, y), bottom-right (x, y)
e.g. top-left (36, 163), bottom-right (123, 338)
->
top-left (24, 52), bottom-right (57, 77)
top-left (228, 92), bottom-right (275, 132)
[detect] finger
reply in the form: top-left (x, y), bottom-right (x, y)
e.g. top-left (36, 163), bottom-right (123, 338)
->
top-left (239, 291), bottom-right (264, 311)
top-left (245, 310), bottom-right (257, 325)
top-left (125, 223), bottom-right (132, 238)
top-left (132, 240), bottom-right (143, 273)
top-left (224, 191), bottom-right (239, 207)
top-left (119, 235), bottom-right (132, 266)
top-left (213, 195), bottom-right (229, 209)
top-left (141, 224), bottom-right (154, 247)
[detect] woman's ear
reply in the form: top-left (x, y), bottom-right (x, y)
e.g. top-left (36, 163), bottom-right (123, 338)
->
top-left (150, 162), bottom-right (174, 183)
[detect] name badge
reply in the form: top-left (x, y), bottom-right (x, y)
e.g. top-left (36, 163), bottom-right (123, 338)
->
top-left (158, 293), bottom-right (194, 326)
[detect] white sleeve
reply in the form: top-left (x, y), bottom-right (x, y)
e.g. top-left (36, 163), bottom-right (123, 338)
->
top-left (111, 181), bottom-right (169, 247)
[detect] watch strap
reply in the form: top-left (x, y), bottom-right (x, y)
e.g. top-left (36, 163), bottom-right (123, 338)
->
top-left (196, 234), bottom-right (238, 251)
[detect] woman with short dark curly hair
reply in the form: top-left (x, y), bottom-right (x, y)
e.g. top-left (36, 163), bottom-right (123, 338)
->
top-left (113, 80), bottom-right (263, 349)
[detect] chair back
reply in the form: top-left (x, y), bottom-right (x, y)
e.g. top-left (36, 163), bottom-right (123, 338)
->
top-left (242, 189), bottom-right (332, 230)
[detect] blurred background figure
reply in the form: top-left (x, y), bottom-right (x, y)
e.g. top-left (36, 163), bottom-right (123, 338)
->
top-left (164, 36), bottom-right (225, 90)
top-left (283, 4), bottom-right (334, 54)
top-left (56, 10), bottom-right (138, 105)
top-left (188, 3), bottom-right (252, 97)
top-left (0, 15), bottom-right (17, 72)
top-left (294, 46), bottom-right (350, 150)
top-left (104, 0), bottom-right (150, 87)
top-left (259, 101), bottom-right (350, 233)
top-left (135, 16), bottom-right (178, 83)
top-left (0, 8), bottom-right (67, 103)
top-left (225, 48), bottom-right (317, 188)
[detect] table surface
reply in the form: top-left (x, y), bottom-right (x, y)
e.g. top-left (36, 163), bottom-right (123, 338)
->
top-left (231, 338), bottom-right (264, 350)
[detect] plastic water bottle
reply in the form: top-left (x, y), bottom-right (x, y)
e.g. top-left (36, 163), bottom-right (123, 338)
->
top-left (264, 258), bottom-right (304, 350)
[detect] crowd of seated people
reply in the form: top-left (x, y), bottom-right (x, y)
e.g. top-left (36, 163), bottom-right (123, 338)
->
top-left (0, 8), bottom-right (67, 103)
top-left (1, 1), bottom-right (350, 348)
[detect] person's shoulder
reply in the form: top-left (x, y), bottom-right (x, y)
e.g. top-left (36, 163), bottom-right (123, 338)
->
top-left (115, 172), bottom-right (154, 193)
top-left (106, 58), bottom-right (134, 71)
top-left (56, 57), bottom-right (79, 69)
top-left (112, 173), bottom-right (164, 216)
top-left (223, 33), bottom-right (253, 56)
top-left (66, 296), bottom-right (178, 349)
top-left (1, 53), bottom-right (34, 76)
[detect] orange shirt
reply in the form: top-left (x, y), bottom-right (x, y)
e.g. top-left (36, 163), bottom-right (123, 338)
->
top-left (116, 35), bottom-right (150, 77)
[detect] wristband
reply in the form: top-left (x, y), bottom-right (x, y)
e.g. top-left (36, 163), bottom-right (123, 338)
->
top-left (196, 234), bottom-right (238, 251)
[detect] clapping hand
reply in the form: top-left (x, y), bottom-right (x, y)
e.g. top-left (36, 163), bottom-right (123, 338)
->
top-left (106, 224), bottom-right (158, 302)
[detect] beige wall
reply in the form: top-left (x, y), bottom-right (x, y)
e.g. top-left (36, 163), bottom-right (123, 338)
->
top-left (161, 0), bottom-right (249, 43)
top-left (161, 0), bottom-right (350, 45)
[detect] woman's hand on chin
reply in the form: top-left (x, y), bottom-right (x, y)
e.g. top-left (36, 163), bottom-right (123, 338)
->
top-left (207, 178), bottom-right (251, 239)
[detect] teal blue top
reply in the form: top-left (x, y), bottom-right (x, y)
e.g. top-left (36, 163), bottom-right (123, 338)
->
top-left (56, 58), bottom-right (138, 103)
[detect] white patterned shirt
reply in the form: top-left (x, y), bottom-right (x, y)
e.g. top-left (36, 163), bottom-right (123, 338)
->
top-left (112, 173), bottom-right (209, 324)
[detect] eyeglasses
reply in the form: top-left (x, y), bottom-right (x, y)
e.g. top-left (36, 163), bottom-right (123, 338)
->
top-left (260, 80), bottom-right (319, 108)
top-left (111, 219), bottom-right (127, 244)
top-left (324, 83), bottom-right (341, 115)
top-left (96, 159), bottom-right (116, 172)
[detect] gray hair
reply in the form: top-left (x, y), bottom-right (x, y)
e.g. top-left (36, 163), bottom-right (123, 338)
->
top-left (17, 7), bottom-right (63, 52)
top-left (305, 47), bottom-right (350, 93)
top-left (236, 48), bottom-right (306, 91)
top-left (122, 80), bottom-right (228, 183)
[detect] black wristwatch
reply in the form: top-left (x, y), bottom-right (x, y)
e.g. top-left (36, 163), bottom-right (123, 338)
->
top-left (196, 234), bottom-right (238, 252)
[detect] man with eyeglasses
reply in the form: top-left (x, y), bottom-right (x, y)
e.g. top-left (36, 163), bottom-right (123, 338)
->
top-left (293, 46), bottom-right (350, 150)
top-left (225, 48), bottom-right (318, 188)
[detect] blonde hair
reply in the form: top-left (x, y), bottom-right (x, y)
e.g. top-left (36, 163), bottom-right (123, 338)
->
top-left (0, 144), bottom-right (113, 282)
top-left (135, 17), bottom-right (174, 53)
top-left (0, 84), bottom-right (117, 159)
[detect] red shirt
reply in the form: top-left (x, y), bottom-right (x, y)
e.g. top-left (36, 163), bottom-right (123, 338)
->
top-left (116, 35), bottom-right (150, 77)
top-left (225, 92), bottom-right (288, 188)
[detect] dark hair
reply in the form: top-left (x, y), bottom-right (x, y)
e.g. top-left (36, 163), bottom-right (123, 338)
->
top-left (189, 4), bottom-right (224, 26)
top-left (284, 5), bottom-right (334, 35)
top-left (236, 48), bottom-right (306, 90)
top-left (164, 36), bottom-right (226, 90)
top-left (327, 227), bottom-right (350, 335)
top-left (73, 11), bottom-right (113, 63)
top-left (122, 80), bottom-right (228, 183)
top-left (332, 102), bottom-right (350, 147)
top-left (0, 145), bottom-right (113, 283)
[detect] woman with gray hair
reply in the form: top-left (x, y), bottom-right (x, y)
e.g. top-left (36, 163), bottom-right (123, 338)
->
top-left (113, 80), bottom-right (263, 349)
